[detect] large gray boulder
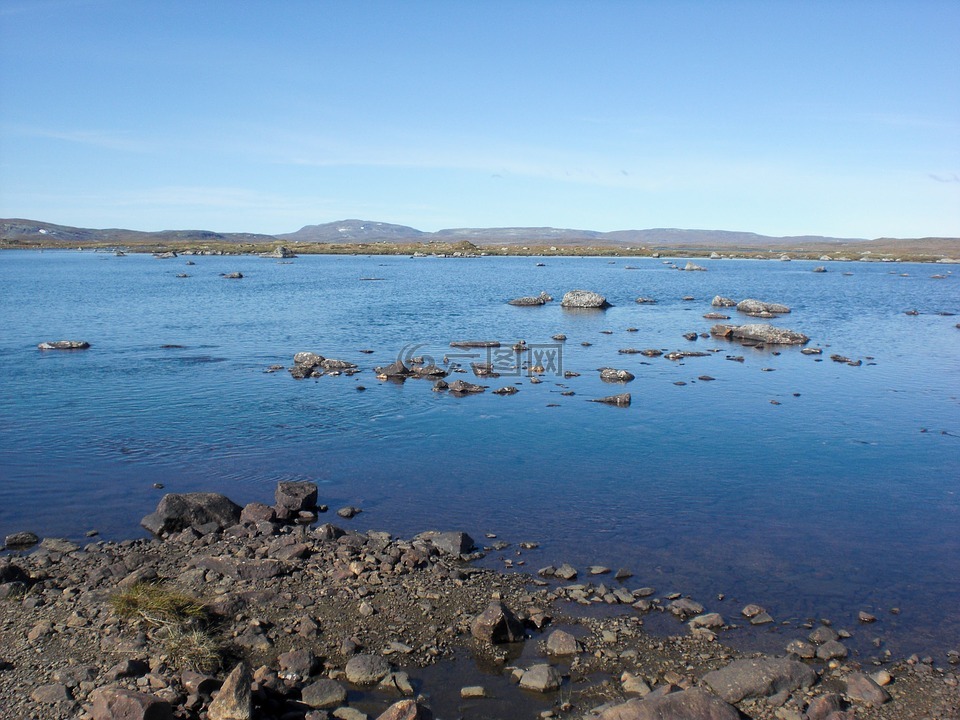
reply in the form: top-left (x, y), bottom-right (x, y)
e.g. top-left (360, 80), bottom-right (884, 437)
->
top-left (710, 323), bottom-right (809, 345)
top-left (596, 688), bottom-right (740, 720)
top-left (561, 290), bottom-right (609, 308)
top-left (141, 493), bottom-right (242, 537)
top-left (703, 656), bottom-right (817, 703)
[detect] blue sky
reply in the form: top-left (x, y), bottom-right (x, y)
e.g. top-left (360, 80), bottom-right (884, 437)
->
top-left (1, 0), bottom-right (958, 238)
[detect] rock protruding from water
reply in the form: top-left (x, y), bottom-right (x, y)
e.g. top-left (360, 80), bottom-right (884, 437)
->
top-left (711, 296), bottom-right (737, 307)
top-left (275, 481), bottom-right (318, 515)
top-left (600, 368), bottom-right (636, 383)
top-left (37, 340), bottom-right (90, 350)
top-left (415, 531), bottom-right (476, 557)
top-left (702, 656), bottom-right (817, 703)
top-left (376, 700), bottom-right (435, 720)
top-left (711, 324), bottom-right (809, 345)
top-left (736, 298), bottom-right (791, 314)
top-left (561, 290), bottom-right (609, 308)
top-left (684, 261), bottom-right (707, 271)
top-left (261, 246), bottom-right (297, 259)
top-left (345, 654), bottom-right (391, 685)
top-left (591, 393), bottom-right (631, 406)
top-left (508, 291), bottom-right (552, 306)
top-left (470, 601), bottom-right (525, 644)
top-left (141, 493), bottom-right (242, 537)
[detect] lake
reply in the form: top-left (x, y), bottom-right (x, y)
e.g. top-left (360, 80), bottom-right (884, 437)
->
top-left (1, 249), bottom-right (957, 658)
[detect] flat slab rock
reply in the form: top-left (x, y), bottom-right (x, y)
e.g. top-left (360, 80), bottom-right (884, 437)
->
top-left (597, 687), bottom-right (740, 720)
top-left (702, 656), bottom-right (817, 703)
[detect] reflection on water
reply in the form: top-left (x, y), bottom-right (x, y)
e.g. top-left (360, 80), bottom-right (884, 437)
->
top-left (0, 251), bottom-right (957, 656)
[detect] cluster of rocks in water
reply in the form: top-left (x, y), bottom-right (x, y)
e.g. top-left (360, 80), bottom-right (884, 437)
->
top-left (2, 481), bottom-right (958, 720)
top-left (270, 289), bottom-right (863, 407)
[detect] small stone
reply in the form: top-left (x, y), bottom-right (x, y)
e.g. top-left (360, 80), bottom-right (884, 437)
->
top-left (461, 685), bottom-right (486, 698)
top-left (337, 506), bottom-right (361, 519)
top-left (208, 662), bottom-right (252, 720)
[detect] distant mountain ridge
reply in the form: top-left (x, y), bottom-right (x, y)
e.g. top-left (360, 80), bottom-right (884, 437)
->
top-left (3, 218), bottom-right (957, 253)
top-left (278, 219), bottom-right (871, 246)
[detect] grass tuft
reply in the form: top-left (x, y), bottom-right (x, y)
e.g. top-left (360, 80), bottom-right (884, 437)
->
top-left (109, 582), bottom-right (206, 627)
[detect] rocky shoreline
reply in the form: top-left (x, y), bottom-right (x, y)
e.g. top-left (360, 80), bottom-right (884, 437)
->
top-left (1, 482), bottom-right (957, 720)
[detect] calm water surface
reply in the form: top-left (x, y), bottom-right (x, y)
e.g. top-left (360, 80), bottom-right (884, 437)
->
top-left (1, 250), bottom-right (957, 657)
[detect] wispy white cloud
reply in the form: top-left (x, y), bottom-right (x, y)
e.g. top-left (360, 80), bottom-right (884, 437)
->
top-left (6, 125), bottom-right (154, 153)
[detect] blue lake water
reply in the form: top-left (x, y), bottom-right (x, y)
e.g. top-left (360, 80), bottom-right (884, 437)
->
top-left (1, 250), bottom-right (958, 657)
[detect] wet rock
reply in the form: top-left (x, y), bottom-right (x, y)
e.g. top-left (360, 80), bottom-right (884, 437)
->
top-left (337, 506), bottom-right (361, 519)
top-left (518, 664), bottom-right (562, 693)
top-left (600, 368), bottom-right (635, 382)
top-left (470, 601), bottom-right (525, 644)
top-left (712, 296), bottom-right (737, 307)
top-left (813, 266), bottom-right (827, 272)
top-left (596, 687), bottom-right (740, 719)
top-left (703, 312), bottom-right (729, 320)
top-left (785, 639), bottom-right (816, 658)
top-left (508, 292), bottom-right (551, 306)
top-left (37, 340), bottom-right (91, 350)
top-left (223, 272), bottom-right (243, 279)
top-left (816, 639), bottom-right (848, 660)
top-left (561, 290), bottom-right (609, 308)
top-left (275, 481), bottom-right (318, 513)
top-left (702, 656), bottom-right (817, 703)
top-left (416, 531), bottom-right (476, 557)
top-left (809, 625), bottom-right (839, 644)
top-left (736, 298), bottom-right (791, 314)
top-left (208, 662), bottom-right (252, 720)
top-left (376, 360), bottom-right (411, 379)
top-left (3, 531), bottom-right (39, 549)
top-left (844, 672), bottom-right (891, 706)
top-left (711, 323), bottom-right (809, 345)
top-left (635, 297), bottom-right (656, 304)
top-left (321, 358), bottom-right (358, 370)
top-left (668, 598), bottom-right (704, 619)
top-left (293, 352), bottom-right (324, 367)
top-left (344, 654), bottom-right (391, 684)
top-left (554, 563), bottom-right (578, 580)
top-left (90, 686), bottom-right (174, 720)
top-left (141, 493), bottom-right (242, 537)
top-left (375, 699), bottom-right (434, 720)
top-left (448, 379), bottom-right (486, 394)
top-left (450, 340), bottom-right (500, 348)
top-left (492, 386), bottom-right (519, 395)
top-left (545, 629), bottom-right (580, 655)
top-left (684, 261), bottom-right (707, 271)
top-left (591, 393), bottom-right (631, 406)
top-left (301, 678), bottom-right (347, 709)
